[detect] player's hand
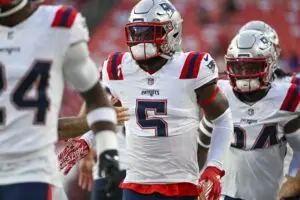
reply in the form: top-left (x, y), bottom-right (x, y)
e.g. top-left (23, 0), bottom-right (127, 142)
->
top-left (110, 96), bottom-right (119, 105)
top-left (198, 166), bottom-right (225, 200)
top-left (78, 149), bottom-right (95, 191)
top-left (98, 149), bottom-right (121, 197)
top-left (110, 96), bottom-right (129, 126)
top-left (279, 176), bottom-right (300, 200)
top-left (58, 138), bottom-right (90, 175)
top-left (115, 106), bottom-right (129, 125)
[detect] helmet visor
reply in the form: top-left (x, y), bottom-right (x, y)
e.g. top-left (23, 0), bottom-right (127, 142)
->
top-left (125, 22), bottom-right (169, 46)
top-left (226, 58), bottom-right (268, 79)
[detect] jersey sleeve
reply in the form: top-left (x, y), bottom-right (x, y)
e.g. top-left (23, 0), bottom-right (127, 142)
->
top-left (51, 6), bottom-right (89, 45)
top-left (179, 52), bottom-right (218, 89)
top-left (193, 53), bottom-right (218, 89)
top-left (69, 12), bottom-right (89, 45)
top-left (291, 75), bottom-right (300, 85)
top-left (280, 83), bottom-right (300, 113)
top-left (101, 59), bottom-right (118, 98)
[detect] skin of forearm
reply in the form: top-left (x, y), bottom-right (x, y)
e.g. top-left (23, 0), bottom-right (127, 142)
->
top-left (58, 117), bottom-right (89, 140)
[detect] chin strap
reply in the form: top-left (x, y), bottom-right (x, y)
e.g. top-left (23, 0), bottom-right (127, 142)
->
top-left (0, 0), bottom-right (28, 17)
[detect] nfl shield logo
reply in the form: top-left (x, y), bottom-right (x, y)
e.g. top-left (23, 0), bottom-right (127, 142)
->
top-left (148, 78), bottom-right (154, 85)
top-left (247, 108), bottom-right (254, 116)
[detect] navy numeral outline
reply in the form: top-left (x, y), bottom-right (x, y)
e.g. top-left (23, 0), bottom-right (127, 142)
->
top-left (136, 99), bottom-right (168, 137)
top-left (231, 123), bottom-right (279, 150)
top-left (0, 60), bottom-right (52, 125)
top-left (231, 125), bottom-right (246, 149)
top-left (0, 64), bottom-right (7, 125)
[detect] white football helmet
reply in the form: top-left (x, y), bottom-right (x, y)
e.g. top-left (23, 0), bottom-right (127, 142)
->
top-left (225, 30), bottom-right (277, 93)
top-left (239, 20), bottom-right (281, 57)
top-left (125, 0), bottom-right (183, 60)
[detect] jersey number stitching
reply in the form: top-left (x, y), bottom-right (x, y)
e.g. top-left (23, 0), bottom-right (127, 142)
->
top-left (136, 99), bottom-right (168, 136)
top-left (231, 124), bottom-right (280, 150)
top-left (0, 61), bottom-right (52, 125)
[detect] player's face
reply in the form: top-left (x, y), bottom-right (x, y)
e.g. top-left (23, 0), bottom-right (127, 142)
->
top-left (125, 22), bottom-right (172, 62)
top-left (227, 60), bottom-right (267, 79)
top-left (126, 24), bottom-right (166, 46)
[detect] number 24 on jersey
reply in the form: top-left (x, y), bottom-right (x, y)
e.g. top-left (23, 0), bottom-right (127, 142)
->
top-left (0, 61), bottom-right (51, 125)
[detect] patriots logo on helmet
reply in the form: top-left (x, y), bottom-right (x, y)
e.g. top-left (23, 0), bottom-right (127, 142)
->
top-left (159, 3), bottom-right (175, 18)
top-left (206, 60), bottom-right (216, 73)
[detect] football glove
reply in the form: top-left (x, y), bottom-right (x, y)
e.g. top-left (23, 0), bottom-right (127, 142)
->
top-left (97, 149), bottom-right (121, 197)
top-left (58, 138), bottom-right (90, 175)
top-left (198, 166), bottom-right (225, 200)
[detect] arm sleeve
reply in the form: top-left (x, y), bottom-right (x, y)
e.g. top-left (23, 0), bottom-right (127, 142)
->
top-left (63, 42), bottom-right (99, 92)
top-left (285, 129), bottom-right (300, 151)
top-left (207, 108), bottom-right (234, 169)
top-left (288, 151), bottom-right (300, 177)
top-left (195, 53), bottom-right (219, 89)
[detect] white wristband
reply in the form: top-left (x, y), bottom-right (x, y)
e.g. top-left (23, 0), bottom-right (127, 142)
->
top-left (87, 107), bottom-right (117, 126)
top-left (199, 122), bottom-right (212, 137)
top-left (203, 116), bottom-right (213, 128)
top-left (94, 130), bottom-right (118, 156)
top-left (197, 136), bottom-right (210, 148)
top-left (80, 130), bottom-right (94, 148)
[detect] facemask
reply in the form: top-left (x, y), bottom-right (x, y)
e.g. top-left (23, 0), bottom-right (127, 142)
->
top-left (236, 78), bottom-right (260, 92)
top-left (130, 43), bottom-right (158, 60)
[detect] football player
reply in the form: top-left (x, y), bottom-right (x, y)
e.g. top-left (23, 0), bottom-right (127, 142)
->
top-left (198, 30), bottom-right (300, 200)
top-left (103, 0), bottom-right (234, 199)
top-left (238, 20), bottom-right (300, 199)
top-left (0, 0), bottom-right (119, 199)
top-left (57, 0), bottom-right (234, 199)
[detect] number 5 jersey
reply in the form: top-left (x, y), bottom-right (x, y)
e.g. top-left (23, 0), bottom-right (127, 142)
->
top-left (101, 51), bottom-right (219, 196)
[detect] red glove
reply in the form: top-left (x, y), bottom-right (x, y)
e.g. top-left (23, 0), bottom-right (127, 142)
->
top-left (198, 166), bottom-right (225, 200)
top-left (58, 138), bottom-right (90, 175)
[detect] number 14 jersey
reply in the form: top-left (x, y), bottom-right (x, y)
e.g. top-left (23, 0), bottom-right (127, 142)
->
top-left (102, 51), bottom-right (218, 192)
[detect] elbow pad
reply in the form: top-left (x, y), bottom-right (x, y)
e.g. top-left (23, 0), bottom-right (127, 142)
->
top-left (207, 108), bottom-right (233, 169)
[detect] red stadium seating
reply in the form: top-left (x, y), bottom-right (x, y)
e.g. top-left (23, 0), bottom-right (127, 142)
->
top-left (89, 0), bottom-right (300, 64)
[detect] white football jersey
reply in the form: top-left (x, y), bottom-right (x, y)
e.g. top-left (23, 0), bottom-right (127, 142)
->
top-left (276, 74), bottom-right (300, 177)
top-left (219, 80), bottom-right (300, 200)
top-left (0, 5), bottom-right (89, 186)
top-left (102, 51), bottom-right (218, 185)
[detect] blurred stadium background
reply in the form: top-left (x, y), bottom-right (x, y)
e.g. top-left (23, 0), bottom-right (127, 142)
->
top-left (51, 0), bottom-right (300, 199)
